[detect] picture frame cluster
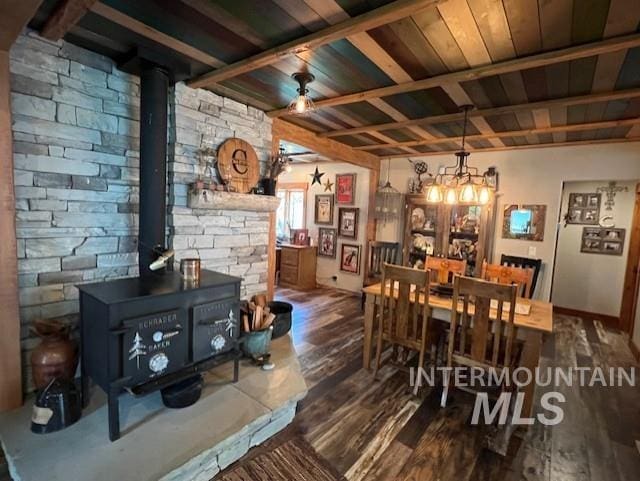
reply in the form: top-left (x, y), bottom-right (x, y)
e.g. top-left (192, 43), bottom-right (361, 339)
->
top-left (314, 173), bottom-right (361, 274)
top-left (581, 227), bottom-right (625, 256)
top-left (567, 193), bottom-right (601, 225)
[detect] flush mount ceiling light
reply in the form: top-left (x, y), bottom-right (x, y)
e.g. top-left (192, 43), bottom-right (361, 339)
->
top-left (425, 105), bottom-right (496, 206)
top-left (288, 72), bottom-right (316, 115)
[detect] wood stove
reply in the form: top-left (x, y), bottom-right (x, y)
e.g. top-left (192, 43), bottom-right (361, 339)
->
top-left (76, 60), bottom-right (245, 441)
top-left (78, 270), bottom-right (242, 441)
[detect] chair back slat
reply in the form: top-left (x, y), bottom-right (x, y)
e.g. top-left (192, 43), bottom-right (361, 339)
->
top-left (425, 256), bottom-right (467, 284)
top-left (500, 254), bottom-right (542, 298)
top-left (368, 241), bottom-right (400, 283)
top-left (379, 264), bottom-right (430, 346)
top-left (449, 276), bottom-right (518, 369)
top-left (481, 260), bottom-right (535, 299)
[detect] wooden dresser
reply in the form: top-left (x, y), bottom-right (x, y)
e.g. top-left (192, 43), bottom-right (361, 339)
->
top-left (279, 245), bottom-right (317, 290)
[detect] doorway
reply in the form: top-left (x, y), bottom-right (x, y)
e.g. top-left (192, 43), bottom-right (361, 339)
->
top-left (551, 180), bottom-right (640, 330)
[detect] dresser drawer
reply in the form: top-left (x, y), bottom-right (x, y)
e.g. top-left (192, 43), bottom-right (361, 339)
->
top-left (281, 248), bottom-right (299, 266)
top-left (280, 265), bottom-right (298, 284)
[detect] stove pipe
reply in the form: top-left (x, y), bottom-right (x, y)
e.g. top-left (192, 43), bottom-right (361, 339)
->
top-left (138, 64), bottom-right (169, 277)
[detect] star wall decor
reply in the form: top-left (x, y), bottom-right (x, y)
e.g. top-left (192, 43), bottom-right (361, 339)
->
top-left (323, 178), bottom-right (334, 192)
top-left (310, 167), bottom-right (324, 185)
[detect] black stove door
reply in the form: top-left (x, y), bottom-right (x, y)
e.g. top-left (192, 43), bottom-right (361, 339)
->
top-left (122, 309), bottom-right (189, 385)
top-left (192, 298), bottom-right (239, 362)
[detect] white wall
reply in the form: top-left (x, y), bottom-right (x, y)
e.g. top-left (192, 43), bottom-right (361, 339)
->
top-left (282, 162), bottom-right (370, 293)
top-left (377, 142), bottom-right (640, 300)
top-left (551, 180), bottom-right (636, 316)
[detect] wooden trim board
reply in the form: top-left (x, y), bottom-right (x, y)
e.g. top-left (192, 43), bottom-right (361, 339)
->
top-left (187, 0), bottom-right (442, 88)
top-left (272, 119), bottom-right (380, 171)
top-left (0, 51), bottom-right (23, 410)
top-left (268, 32), bottom-right (640, 117)
top-left (630, 338), bottom-right (640, 363)
top-left (619, 183), bottom-right (640, 334)
top-left (40, 0), bottom-right (96, 41)
top-left (320, 88), bottom-right (640, 138)
top-left (355, 118), bottom-right (640, 150)
top-left (0, 0), bottom-right (43, 50)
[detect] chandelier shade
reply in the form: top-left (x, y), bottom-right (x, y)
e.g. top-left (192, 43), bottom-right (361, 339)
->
top-left (425, 106), bottom-right (496, 206)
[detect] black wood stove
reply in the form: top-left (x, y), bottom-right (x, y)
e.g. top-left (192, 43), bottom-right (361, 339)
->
top-left (77, 271), bottom-right (242, 441)
top-left (76, 61), bottom-right (244, 441)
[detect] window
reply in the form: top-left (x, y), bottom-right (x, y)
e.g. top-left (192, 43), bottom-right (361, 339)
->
top-left (276, 183), bottom-right (308, 239)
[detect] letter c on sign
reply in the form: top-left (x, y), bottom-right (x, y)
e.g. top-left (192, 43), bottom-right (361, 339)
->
top-left (231, 149), bottom-right (248, 175)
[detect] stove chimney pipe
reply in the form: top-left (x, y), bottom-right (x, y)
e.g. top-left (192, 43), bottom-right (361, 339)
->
top-left (138, 64), bottom-right (169, 277)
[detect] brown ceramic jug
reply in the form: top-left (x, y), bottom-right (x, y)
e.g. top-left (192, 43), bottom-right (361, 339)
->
top-left (30, 319), bottom-right (79, 389)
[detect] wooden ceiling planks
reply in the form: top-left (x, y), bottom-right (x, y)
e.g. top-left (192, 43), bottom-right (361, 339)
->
top-left (26, 0), bottom-right (640, 159)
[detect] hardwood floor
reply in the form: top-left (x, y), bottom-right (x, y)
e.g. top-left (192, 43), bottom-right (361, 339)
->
top-left (1, 287), bottom-right (637, 480)
top-left (222, 286), bottom-right (640, 481)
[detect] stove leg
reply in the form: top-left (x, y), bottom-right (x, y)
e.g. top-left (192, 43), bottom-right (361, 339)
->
top-left (233, 357), bottom-right (239, 383)
top-left (108, 388), bottom-right (120, 442)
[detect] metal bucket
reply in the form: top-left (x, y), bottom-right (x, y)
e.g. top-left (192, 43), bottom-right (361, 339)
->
top-left (241, 327), bottom-right (272, 358)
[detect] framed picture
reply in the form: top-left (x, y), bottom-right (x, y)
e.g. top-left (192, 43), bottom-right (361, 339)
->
top-left (567, 193), bottom-right (600, 225)
top-left (502, 204), bottom-right (546, 241)
top-left (336, 173), bottom-right (356, 205)
top-left (338, 207), bottom-right (359, 239)
top-left (291, 228), bottom-right (308, 246)
top-left (314, 194), bottom-right (334, 225)
top-left (318, 228), bottom-right (337, 258)
top-left (340, 243), bottom-right (361, 274)
top-left (580, 227), bottom-right (625, 255)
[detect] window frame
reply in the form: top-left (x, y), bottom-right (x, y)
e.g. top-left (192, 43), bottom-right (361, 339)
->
top-left (276, 182), bottom-right (308, 238)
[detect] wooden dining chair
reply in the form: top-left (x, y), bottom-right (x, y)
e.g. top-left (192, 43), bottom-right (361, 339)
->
top-left (373, 263), bottom-right (431, 393)
top-left (361, 241), bottom-right (400, 309)
top-left (424, 256), bottom-right (467, 284)
top-left (441, 276), bottom-right (518, 407)
top-left (500, 254), bottom-right (542, 298)
top-left (480, 260), bottom-right (535, 299)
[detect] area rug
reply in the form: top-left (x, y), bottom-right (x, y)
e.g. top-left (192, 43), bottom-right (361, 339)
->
top-left (215, 437), bottom-right (344, 481)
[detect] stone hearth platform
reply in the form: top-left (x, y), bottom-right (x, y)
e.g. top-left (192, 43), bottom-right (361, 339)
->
top-left (0, 335), bottom-right (307, 481)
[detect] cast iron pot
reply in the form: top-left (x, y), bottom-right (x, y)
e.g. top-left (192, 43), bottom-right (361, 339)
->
top-left (268, 301), bottom-right (293, 339)
top-left (241, 327), bottom-right (272, 358)
top-left (161, 374), bottom-right (203, 409)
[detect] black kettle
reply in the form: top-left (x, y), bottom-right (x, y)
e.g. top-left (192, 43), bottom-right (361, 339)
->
top-left (31, 378), bottom-right (81, 434)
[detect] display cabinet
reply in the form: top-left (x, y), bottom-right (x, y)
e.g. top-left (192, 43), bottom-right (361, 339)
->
top-left (402, 194), bottom-right (496, 275)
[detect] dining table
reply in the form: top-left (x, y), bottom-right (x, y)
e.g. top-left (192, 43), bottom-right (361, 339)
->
top-left (362, 282), bottom-right (554, 417)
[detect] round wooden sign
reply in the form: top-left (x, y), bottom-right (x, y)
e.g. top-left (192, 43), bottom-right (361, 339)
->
top-left (216, 138), bottom-right (260, 193)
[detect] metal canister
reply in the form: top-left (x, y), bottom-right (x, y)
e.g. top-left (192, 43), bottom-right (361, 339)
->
top-left (180, 258), bottom-right (201, 283)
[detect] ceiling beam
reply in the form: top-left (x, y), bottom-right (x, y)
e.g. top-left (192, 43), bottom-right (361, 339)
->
top-left (355, 118), bottom-right (640, 150)
top-left (273, 119), bottom-right (379, 171)
top-left (268, 32), bottom-right (640, 117)
top-left (186, 0), bottom-right (442, 89)
top-left (319, 88), bottom-right (640, 138)
top-left (40, 0), bottom-right (96, 41)
top-left (90, 2), bottom-right (225, 68)
top-left (383, 138), bottom-right (638, 159)
top-left (0, 0), bottom-right (43, 50)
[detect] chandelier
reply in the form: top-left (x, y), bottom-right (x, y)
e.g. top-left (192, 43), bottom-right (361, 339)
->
top-left (288, 72), bottom-right (316, 115)
top-left (425, 105), bottom-right (495, 205)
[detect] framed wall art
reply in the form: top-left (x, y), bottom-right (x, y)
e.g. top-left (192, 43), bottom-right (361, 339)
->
top-left (338, 207), bottom-right (359, 239)
top-left (336, 173), bottom-right (356, 205)
top-left (318, 228), bottom-right (337, 258)
top-left (340, 243), bottom-right (361, 274)
top-left (502, 204), bottom-right (546, 241)
top-left (580, 227), bottom-right (625, 256)
top-left (314, 194), bottom-right (334, 225)
top-left (567, 193), bottom-right (600, 225)
top-left (291, 228), bottom-right (309, 246)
